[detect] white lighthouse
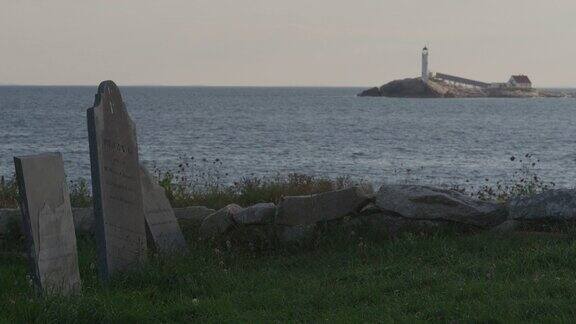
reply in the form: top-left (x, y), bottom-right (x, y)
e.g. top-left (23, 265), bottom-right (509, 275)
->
top-left (421, 46), bottom-right (429, 82)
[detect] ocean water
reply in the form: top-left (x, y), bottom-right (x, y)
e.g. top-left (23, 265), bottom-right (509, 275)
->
top-left (1, 86), bottom-right (576, 188)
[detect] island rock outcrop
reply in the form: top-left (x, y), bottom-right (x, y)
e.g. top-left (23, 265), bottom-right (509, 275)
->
top-left (358, 77), bottom-right (571, 98)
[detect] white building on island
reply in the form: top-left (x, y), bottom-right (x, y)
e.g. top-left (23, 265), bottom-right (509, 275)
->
top-left (421, 46), bottom-right (429, 82)
top-left (508, 75), bottom-right (532, 88)
top-left (419, 47), bottom-right (533, 89)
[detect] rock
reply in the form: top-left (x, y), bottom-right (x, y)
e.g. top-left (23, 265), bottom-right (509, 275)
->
top-left (199, 204), bottom-right (243, 239)
top-left (379, 78), bottom-right (442, 98)
top-left (509, 189), bottom-right (576, 221)
top-left (276, 186), bottom-right (373, 226)
top-left (173, 206), bottom-right (216, 224)
top-left (353, 212), bottom-right (440, 236)
top-left (357, 87), bottom-right (381, 97)
top-left (359, 202), bottom-right (381, 215)
top-left (223, 224), bottom-right (276, 249)
top-left (359, 182), bottom-right (375, 197)
top-left (375, 185), bottom-right (507, 228)
top-left (359, 77), bottom-right (554, 99)
top-left (232, 203), bottom-right (276, 225)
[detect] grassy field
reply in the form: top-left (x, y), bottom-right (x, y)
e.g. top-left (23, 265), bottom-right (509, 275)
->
top-left (0, 157), bottom-right (566, 322)
top-left (3, 222), bottom-right (576, 322)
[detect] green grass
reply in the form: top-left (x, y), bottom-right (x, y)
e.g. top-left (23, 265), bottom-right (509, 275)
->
top-left (0, 156), bottom-right (565, 322)
top-left (3, 224), bottom-right (576, 322)
top-left (0, 172), bottom-right (357, 210)
top-left (158, 172), bottom-right (358, 209)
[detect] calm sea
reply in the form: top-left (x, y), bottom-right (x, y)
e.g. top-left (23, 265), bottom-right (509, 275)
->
top-left (1, 86), bottom-right (576, 188)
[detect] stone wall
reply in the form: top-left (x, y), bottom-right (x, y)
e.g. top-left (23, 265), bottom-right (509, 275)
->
top-left (4, 185), bottom-right (576, 242)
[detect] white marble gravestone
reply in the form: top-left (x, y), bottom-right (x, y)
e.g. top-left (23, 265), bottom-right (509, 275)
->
top-left (140, 165), bottom-right (189, 254)
top-left (14, 152), bottom-right (81, 295)
top-left (87, 81), bottom-right (147, 280)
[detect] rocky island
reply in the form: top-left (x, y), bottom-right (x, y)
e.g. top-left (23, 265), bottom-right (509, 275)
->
top-left (359, 47), bottom-right (574, 98)
top-left (358, 77), bottom-right (573, 98)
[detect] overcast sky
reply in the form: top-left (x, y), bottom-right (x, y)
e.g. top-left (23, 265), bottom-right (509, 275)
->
top-left (1, 0), bottom-right (575, 87)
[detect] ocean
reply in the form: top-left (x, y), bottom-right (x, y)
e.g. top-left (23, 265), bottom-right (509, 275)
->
top-left (1, 86), bottom-right (576, 189)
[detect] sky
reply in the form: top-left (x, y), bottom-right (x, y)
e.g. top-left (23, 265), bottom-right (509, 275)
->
top-left (1, 0), bottom-right (575, 87)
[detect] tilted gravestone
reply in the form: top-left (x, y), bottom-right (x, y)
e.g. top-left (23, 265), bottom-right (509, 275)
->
top-left (14, 152), bottom-right (81, 295)
top-left (140, 165), bottom-right (189, 254)
top-left (87, 81), bottom-right (147, 280)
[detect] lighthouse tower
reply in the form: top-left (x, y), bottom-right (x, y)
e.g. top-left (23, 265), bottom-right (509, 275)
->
top-left (421, 46), bottom-right (429, 82)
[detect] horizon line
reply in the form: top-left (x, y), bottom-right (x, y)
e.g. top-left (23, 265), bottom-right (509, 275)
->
top-left (0, 83), bottom-right (369, 88)
top-left (0, 83), bottom-right (574, 89)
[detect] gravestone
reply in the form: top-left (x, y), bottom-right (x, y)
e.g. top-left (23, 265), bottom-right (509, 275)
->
top-left (14, 152), bottom-right (81, 295)
top-left (140, 165), bottom-right (189, 254)
top-left (87, 81), bottom-right (147, 280)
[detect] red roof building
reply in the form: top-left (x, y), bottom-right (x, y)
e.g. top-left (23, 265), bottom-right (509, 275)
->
top-left (508, 75), bottom-right (532, 88)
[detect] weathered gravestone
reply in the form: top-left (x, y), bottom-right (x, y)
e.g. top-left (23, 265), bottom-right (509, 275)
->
top-left (14, 152), bottom-right (81, 295)
top-left (87, 81), bottom-right (147, 280)
top-left (140, 164), bottom-right (188, 254)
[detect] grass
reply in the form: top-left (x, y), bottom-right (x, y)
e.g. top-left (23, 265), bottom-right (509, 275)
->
top-left (0, 158), bottom-right (359, 210)
top-left (150, 157), bottom-right (360, 209)
top-left (0, 172), bottom-right (357, 211)
top-left (3, 223), bottom-right (576, 322)
top-left (0, 175), bottom-right (18, 209)
top-left (0, 173), bottom-right (355, 210)
top-left (0, 154), bottom-right (555, 210)
top-left (158, 172), bottom-right (357, 209)
top-left (0, 155), bottom-right (567, 321)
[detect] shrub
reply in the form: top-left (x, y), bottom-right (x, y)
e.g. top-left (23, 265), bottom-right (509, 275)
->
top-left (153, 159), bottom-right (356, 209)
top-left (469, 154), bottom-right (555, 202)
